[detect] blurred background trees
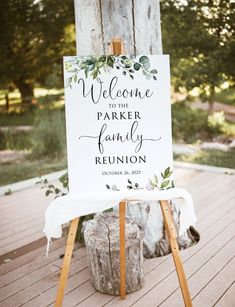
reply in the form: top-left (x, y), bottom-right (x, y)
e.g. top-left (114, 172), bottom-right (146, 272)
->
top-left (0, 0), bottom-right (75, 104)
top-left (161, 0), bottom-right (235, 112)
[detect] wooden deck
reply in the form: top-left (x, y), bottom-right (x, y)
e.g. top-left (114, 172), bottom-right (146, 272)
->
top-left (0, 165), bottom-right (234, 306)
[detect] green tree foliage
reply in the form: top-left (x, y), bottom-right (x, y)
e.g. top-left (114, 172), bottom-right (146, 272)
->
top-left (0, 0), bottom-right (75, 103)
top-left (161, 0), bottom-right (235, 111)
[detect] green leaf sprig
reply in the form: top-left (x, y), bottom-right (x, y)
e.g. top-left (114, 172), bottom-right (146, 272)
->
top-left (36, 172), bottom-right (69, 198)
top-left (150, 167), bottom-right (175, 190)
top-left (116, 55), bottom-right (158, 81)
top-left (65, 55), bottom-right (158, 87)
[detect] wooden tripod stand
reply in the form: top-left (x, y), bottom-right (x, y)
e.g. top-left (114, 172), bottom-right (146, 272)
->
top-left (55, 38), bottom-right (192, 307)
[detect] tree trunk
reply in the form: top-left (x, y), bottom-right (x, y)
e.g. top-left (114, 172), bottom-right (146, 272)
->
top-left (83, 213), bottom-right (144, 295)
top-left (208, 99), bottom-right (214, 114)
top-left (208, 85), bottom-right (215, 114)
top-left (14, 79), bottom-right (34, 104)
top-left (5, 93), bottom-right (9, 111)
top-left (74, 0), bottom-right (199, 258)
top-left (74, 0), bottom-right (162, 55)
top-left (208, 97), bottom-right (215, 114)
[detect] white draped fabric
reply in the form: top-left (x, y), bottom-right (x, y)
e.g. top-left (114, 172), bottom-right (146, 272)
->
top-left (44, 188), bottom-right (197, 246)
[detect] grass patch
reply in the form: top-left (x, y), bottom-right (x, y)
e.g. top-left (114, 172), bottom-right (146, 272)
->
top-left (172, 102), bottom-right (235, 143)
top-left (0, 130), bottom-right (32, 150)
top-left (172, 103), bottom-right (210, 143)
top-left (0, 157), bottom-right (67, 186)
top-left (215, 87), bottom-right (235, 106)
top-left (0, 110), bottom-right (35, 126)
top-left (174, 149), bottom-right (235, 169)
top-left (0, 88), bottom-right (64, 127)
top-left (0, 109), bottom-right (66, 156)
top-left (31, 109), bottom-right (66, 158)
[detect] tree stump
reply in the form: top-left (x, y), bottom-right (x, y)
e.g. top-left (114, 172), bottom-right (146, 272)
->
top-left (83, 212), bottom-right (144, 295)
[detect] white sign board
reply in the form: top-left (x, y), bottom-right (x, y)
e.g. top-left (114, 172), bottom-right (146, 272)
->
top-left (64, 55), bottom-right (173, 198)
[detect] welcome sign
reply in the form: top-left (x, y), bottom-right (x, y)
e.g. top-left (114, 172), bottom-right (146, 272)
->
top-left (64, 55), bottom-right (173, 198)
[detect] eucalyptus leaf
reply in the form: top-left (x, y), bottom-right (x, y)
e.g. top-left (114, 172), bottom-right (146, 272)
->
top-left (154, 175), bottom-right (158, 184)
top-left (164, 167), bottom-right (172, 178)
top-left (123, 59), bottom-right (132, 68)
top-left (151, 180), bottom-right (158, 187)
top-left (92, 70), bottom-right (98, 79)
top-left (96, 61), bottom-right (104, 68)
top-left (84, 59), bottom-right (94, 65)
top-left (87, 64), bottom-right (95, 71)
top-left (67, 69), bottom-right (77, 73)
top-left (107, 57), bottom-right (114, 68)
top-left (99, 56), bottom-right (106, 62)
top-left (46, 190), bottom-right (52, 196)
top-left (143, 62), bottom-right (150, 70)
top-left (139, 55), bottom-right (149, 65)
top-left (134, 62), bottom-right (141, 71)
top-left (160, 180), bottom-right (170, 189)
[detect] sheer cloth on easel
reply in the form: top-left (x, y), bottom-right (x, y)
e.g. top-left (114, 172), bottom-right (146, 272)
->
top-left (44, 188), bottom-right (196, 255)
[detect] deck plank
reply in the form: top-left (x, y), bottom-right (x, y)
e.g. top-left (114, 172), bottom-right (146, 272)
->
top-left (0, 166), bottom-right (234, 306)
top-left (193, 254), bottom-right (235, 307)
top-left (103, 214), bottom-right (235, 306)
top-left (214, 280), bottom-right (235, 307)
top-left (64, 191), bottom-right (235, 306)
top-left (159, 229), bottom-right (235, 306)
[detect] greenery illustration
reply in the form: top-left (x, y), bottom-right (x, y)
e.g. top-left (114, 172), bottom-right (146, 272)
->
top-left (39, 166), bottom-right (174, 242)
top-left (150, 167), bottom-right (175, 190)
top-left (65, 55), bottom-right (158, 87)
top-left (37, 172), bottom-right (93, 243)
top-left (106, 167), bottom-right (174, 191)
top-left (36, 172), bottom-right (68, 197)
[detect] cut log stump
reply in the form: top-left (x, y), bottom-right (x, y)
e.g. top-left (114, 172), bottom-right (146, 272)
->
top-left (83, 212), bottom-right (144, 295)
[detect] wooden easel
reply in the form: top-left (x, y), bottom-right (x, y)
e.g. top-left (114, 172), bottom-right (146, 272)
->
top-left (55, 38), bottom-right (192, 307)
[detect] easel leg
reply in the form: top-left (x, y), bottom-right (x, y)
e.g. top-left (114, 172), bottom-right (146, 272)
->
top-left (119, 201), bottom-right (126, 299)
top-left (160, 200), bottom-right (192, 307)
top-left (55, 217), bottom-right (79, 307)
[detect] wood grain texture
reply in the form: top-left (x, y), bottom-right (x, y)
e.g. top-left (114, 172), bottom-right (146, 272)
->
top-left (83, 213), bottom-right (144, 296)
top-left (214, 280), bottom-right (235, 307)
top-left (134, 0), bottom-right (162, 54)
top-left (74, 0), bottom-right (162, 55)
top-left (55, 217), bottom-right (79, 307)
top-left (74, 0), bottom-right (104, 55)
top-left (160, 200), bottom-right (192, 307)
top-left (101, 0), bottom-right (134, 54)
